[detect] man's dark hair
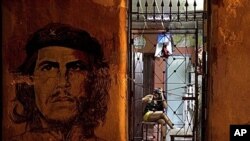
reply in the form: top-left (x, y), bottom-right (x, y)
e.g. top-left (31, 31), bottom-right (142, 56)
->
top-left (12, 23), bottom-right (111, 136)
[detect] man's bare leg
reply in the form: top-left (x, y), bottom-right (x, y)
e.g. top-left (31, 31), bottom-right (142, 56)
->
top-left (163, 114), bottom-right (174, 129)
top-left (147, 111), bottom-right (173, 129)
top-left (157, 119), bottom-right (167, 141)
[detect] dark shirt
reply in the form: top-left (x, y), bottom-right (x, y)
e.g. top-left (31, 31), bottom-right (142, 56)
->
top-left (144, 98), bottom-right (164, 114)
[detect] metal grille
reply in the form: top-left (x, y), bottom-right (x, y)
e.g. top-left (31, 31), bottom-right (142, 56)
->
top-left (128, 0), bottom-right (207, 141)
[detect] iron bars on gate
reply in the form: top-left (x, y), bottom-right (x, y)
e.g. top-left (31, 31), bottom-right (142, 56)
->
top-left (133, 0), bottom-right (203, 22)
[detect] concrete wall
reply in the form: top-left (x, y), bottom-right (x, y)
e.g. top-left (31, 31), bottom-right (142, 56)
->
top-left (208, 0), bottom-right (250, 140)
top-left (2, 1), bottom-right (127, 141)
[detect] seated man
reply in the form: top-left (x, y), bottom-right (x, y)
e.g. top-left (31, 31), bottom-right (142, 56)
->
top-left (142, 88), bottom-right (174, 140)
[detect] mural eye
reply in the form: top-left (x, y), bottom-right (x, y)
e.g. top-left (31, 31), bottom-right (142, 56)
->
top-left (69, 63), bottom-right (86, 71)
top-left (41, 64), bottom-right (55, 71)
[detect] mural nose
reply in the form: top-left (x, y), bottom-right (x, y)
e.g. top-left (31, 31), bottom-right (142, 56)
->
top-left (57, 71), bottom-right (70, 88)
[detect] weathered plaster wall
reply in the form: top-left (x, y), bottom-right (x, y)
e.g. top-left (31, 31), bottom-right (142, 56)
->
top-left (208, 0), bottom-right (250, 140)
top-left (2, 0), bottom-right (127, 141)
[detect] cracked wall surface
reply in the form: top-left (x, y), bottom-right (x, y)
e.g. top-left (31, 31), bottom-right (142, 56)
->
top-left (208, 0), bottom-right (250, 140)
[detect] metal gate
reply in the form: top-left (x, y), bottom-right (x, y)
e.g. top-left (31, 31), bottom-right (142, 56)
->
top-left (127, 0), bottom-right (207, 141)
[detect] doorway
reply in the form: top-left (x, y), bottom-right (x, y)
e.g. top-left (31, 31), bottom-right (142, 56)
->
top-left (127, 0), bottom-right (207, 141)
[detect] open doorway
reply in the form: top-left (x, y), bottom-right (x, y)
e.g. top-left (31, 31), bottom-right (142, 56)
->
top-left (127, 0), bottom-right (207, 141)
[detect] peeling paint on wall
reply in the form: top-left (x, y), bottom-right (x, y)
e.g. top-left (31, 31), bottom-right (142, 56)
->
top-left (226, 0), bottom-right (243, 18)
top-left (209, 0), bottom-right (250, 141)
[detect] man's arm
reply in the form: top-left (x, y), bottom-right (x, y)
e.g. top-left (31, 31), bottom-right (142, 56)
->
top-left (142, 94), bottom-right (153, 103)
top-left (160, 93), bottom-right (168, 108)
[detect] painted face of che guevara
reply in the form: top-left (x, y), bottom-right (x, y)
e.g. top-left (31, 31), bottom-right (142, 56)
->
top-left (33, 46), bottom-right (90, 122)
